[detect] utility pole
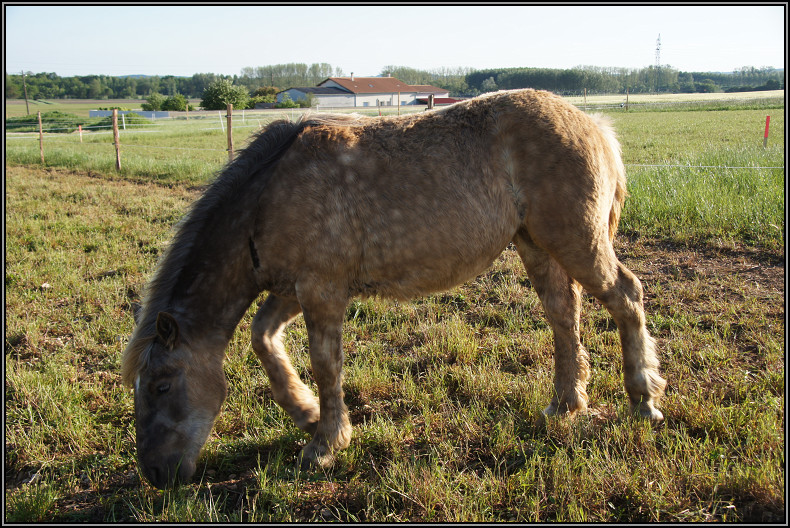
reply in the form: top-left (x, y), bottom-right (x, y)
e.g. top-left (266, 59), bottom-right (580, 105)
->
top-left (22, 71), bottom-right (30, 115)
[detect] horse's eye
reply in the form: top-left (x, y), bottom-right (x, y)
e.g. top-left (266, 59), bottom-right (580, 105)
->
top-left (157, 383), bottom-right (171, 394)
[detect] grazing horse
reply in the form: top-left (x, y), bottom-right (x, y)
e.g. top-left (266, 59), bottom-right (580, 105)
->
top-left (121, 89), bottom-right (666, 489)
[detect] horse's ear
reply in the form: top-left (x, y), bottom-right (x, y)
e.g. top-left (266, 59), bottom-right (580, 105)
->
top-left (156, 312), bottom-right (180, 349)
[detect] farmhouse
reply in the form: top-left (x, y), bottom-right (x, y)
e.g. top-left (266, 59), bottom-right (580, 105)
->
top-left (274, 75), bottom-right (461, 109)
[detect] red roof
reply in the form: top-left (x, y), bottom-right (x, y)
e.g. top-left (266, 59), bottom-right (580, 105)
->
top-left (319, 77), bottom-right (445, 94)
top-left (410, 85), bottom-right (448, 94)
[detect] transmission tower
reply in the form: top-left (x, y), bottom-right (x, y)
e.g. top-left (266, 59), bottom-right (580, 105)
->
top-left (655, 34), bottom-right (662, 92)
top-left (655, 34), bottom-right (661, 69)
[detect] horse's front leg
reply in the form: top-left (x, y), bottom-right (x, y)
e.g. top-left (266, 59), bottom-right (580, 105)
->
top-left (296, 283), bottom-right (351, 468)
top-left (251, 294), bottom-right (320, 435)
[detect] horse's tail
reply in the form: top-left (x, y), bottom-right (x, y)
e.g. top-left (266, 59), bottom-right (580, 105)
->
top-left (608, 164), bottom-right (627, 242)
top-left (591, 114), bottom-right (628, 241)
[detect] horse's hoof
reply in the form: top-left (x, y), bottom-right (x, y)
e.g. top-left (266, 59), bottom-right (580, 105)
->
top-left (298, 441), bottom-right (335, 470)
top-left (543, 400), bottom-right (585, 418)
top-left (542, 403), bottom-right (559, 417)
top-left (633, 402), bottom-right (664, 423)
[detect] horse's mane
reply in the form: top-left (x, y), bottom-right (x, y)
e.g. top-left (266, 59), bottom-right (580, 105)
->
top-left (122, 114), bottom-right (332, 386)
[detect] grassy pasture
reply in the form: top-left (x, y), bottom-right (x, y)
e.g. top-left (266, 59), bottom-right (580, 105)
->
top-left (564, 89), bottom-right (785, 107)
top-left (5, 99), bottom-right (191, 119)
top-left (4, 95), bottom-right (786, 522)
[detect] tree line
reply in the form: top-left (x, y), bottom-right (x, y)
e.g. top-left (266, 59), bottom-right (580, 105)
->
top-left (465, 65), bottom-right (783, 95)
top-left (5, 63), bottom-right (784, 104)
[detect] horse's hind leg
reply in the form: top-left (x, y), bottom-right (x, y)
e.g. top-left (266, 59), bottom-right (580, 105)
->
top-left (252, 294), bottom-right (320, 434)
top-left (513, 232), bottom-right (590, 416)
top-left (591, 258), bottom-right (667, 421)
top-left (520, 223), bottom-right (666, 421)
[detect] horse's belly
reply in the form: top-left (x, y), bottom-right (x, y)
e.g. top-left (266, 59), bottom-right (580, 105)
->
top-left (355, 209), bottom-right (518, 299)
top-left (361, 249), bottom-right (507, 299)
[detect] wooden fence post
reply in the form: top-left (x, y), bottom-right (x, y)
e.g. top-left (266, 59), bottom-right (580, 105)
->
top-left (37, 111), bottom-right (44, 163)
top-left (112, 109), bottom-right (121, 171)
top-left (226, 104), bottom-right (234, 162)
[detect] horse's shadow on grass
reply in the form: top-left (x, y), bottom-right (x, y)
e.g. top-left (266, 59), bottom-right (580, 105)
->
top-left (194, 428), bottom-right (321, 486)
top-left (184, 430), bottom-right (358, 521)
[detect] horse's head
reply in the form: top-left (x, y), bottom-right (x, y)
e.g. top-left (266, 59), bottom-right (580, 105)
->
top-left (129, 312), bottom-right (227, 489)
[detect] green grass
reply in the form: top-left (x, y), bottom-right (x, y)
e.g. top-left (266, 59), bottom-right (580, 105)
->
top-left (4, 95), bottom-right (785, 522)
top-left (609, 109), bottom-right (784, 249)
top-left (5, 98), bottom-right (189, 119)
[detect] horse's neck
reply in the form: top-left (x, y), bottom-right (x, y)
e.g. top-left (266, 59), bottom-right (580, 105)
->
top-left (169, 224), bottom-right (262, 344)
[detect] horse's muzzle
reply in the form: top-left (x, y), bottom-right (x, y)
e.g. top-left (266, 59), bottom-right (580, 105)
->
top-left (139, 452), bottom-right (196, 489)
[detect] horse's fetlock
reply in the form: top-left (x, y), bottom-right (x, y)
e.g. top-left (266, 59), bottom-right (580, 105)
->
top-left (294, 411), bottom-right (320, 435)
top-left (289, 398), bottom-right (320, 433)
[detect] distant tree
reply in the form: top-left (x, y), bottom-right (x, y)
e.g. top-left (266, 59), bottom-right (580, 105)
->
top-left (695, 79), bottom-right (720, 93)
top-left (275, 93), bottom-right (298, 108)
top-left (298, 93), bottom-right (316, 108)
top-left (5, 73), bottom-right (22, 99)
top-left (87, 78), bottom-right (102, 99)
top-left (678, 72), bottom-right (695, 93)
top-left (762, 79), bottom-right (781, 90)
top-left (253, 86), bottom-right (279, 97)
top-left (245, 86), bottom-right (279, 108)
top-left (200, 79), bottom-right (249, 110)
top-left (141, 92), bottom-right (165, 111)
top-left (161, 94), bottom-right (188, 111)
top-left (480, 76), bottom-right (498, 93)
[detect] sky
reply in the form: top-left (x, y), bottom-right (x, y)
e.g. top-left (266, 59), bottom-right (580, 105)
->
top-left (4, 4), bottom-right (786, 78)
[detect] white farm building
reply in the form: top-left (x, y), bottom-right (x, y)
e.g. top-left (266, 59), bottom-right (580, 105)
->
top-left (274, 76), bottom-right (460, 109)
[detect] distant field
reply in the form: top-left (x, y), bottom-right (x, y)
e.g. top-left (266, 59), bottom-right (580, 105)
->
top-left (5, 98), bottom-right (200, 118)
top-left (5, 90), bottom-right (785, 118)
top-left (563, 89), bottom-right (784, 106)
